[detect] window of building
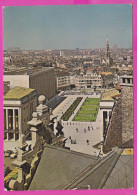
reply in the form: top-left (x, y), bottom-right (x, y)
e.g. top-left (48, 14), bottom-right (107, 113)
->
top-left (15, 109), bottom-right (19, 129)
top-left (8, 109), bottom-right (13, 130)
top-left (127, 78), bottom-right (130, 84)
top-left (123, 78), bottom-right (125, 83)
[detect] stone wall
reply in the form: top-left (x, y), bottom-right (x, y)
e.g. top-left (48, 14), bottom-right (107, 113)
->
top-left (121, 86), bottom-right (133, 143)
top-left (103, 84), bottom-right (133, 153)
top-left (103, 99), bottom-right (122, 153)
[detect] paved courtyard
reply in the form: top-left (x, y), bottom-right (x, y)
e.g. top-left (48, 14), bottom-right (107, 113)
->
top-left (52, 94), bottom-right (103, 156)
top-left (62, 110), bottom-right (103, 156)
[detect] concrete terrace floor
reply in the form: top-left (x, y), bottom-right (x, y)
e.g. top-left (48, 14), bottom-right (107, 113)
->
top-left (52, 94), bottom-right (103, 156)
top-left (63, 111), bottom-right (103, 156)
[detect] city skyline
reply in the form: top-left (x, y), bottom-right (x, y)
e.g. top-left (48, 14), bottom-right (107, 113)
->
top-left (3, 4), bottom-right (132, 50)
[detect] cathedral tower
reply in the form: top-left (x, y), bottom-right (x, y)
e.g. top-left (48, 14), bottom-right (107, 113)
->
top-left (106, 36), bottom-right (111, 66)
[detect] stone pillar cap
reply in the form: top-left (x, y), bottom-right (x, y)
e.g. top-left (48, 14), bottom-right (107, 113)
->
top-left (27, 112), bottom-right (42, 126)
top-left (38, 95), bottom-right (46, 104)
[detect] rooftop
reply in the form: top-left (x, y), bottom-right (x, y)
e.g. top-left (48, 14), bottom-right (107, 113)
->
top-left (29, 144), bottom-right (97, 190)
top-left (4, 67), bottom-right (53, 76)
top-left (4, 87), bottom-right (35, 100)
top-left (98, 72), bottom-right (113, 75)
top-left (101, 89), bottom-right (120, 101)
top-left (29, 145), bottom-right (133, 190)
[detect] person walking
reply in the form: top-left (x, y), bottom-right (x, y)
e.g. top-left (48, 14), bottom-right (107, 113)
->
top-left (86, 139), bottom-right (89, 145)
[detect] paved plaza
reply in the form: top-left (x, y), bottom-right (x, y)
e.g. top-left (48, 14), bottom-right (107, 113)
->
top-left (52, 94), bottom-right (103, 156)
top-left (62, 111), bottom-right (103, 156)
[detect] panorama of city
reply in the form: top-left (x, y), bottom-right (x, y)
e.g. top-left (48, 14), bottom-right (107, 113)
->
top-left (3, 4), bottom-right (133, 191)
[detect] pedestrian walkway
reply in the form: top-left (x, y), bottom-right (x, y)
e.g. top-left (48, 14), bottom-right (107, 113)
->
top-left (64, 121), bottom-right (103, 156)
top-left (52, 96), bottom-right (76, 120)
top-left (68, 96), bottom-right (86, 121)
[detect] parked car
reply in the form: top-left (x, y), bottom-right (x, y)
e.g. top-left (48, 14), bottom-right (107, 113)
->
top-left (4, 150), bottom-right (13, 157)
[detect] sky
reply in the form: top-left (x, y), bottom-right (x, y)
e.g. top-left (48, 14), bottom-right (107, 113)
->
top-left (3, 4), bottom-right (132, 50)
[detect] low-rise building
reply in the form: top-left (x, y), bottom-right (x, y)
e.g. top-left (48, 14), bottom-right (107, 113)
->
top-left (56, 75), bottom-right (71, 91)
top-left (74, 71), bottom-right (102, 89)
top-left (4, 87), bottom-right (37, 141)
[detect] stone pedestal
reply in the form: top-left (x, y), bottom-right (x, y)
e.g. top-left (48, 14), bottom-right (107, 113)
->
top-left (27, 112), bottom-right (42, 151)
top-left (36, 95), bottom-right (48, 116)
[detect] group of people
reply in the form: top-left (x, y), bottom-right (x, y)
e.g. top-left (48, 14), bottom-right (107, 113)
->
top-left (75, 126), bottom-right (93, 133)
top-left (68, 126), bottom-right (94, 146)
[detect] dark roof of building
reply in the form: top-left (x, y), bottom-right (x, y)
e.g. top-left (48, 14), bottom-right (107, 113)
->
top-left (29, 145), bottom-right (133, 191)
top-left (67, 148), bottom-right (123, 190)
top-left (119, 139), bottom-right (133, 148)
top-left (29, 144), bottom-right (98, 190)
top-left (103, 154), bottom-right (133, 189)
top-left (4, 67), bottom-right (53, 75)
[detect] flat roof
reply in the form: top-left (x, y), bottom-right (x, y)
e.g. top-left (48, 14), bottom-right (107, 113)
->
top-left (4, 87), bottom-right (36, 100)
top-left (101, 89), bottom-right (120, 101)
top-left (4, 67), bottom-right (54, 76)
top-left (98, 72), bottom-right (113, 75)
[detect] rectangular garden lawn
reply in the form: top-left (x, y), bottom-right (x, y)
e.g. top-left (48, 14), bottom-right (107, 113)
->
top-left (73, 98), bottom-right (100, 122)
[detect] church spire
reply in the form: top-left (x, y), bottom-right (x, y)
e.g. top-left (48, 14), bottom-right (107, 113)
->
top-left (106, 35), bottom-right (109, 50)
top-left (106, 35), bottom-right (110, 58)
top-left (105, 35), bottom-right (111, 66)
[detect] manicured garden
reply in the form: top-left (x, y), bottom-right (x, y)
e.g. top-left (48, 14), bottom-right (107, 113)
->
top-left (73, 98), bottom-right (100, 122)
top-left (61, 97), bottom-right (83, 121)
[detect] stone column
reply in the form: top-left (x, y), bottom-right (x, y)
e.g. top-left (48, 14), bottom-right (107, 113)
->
top-left (6, 109), bottom-right (8, 130)
top-left (6, 109), bottom-right (9, 141)
top-left (107, 111), bottom-right (109, 125)
top-left (13, 133), bottom-right (16, 141)
top-left (13, 109), bottom-right (16, 141)
top-left (13, 109), bottom-right (15, 130)
top-left (18, 108), bottom-right (22, 140)
top-left (53, 117), bottom-right (58, 135)
top-left (27, 112), bottom-right (42, 151)
top-left (100, 142), bottom-right (104, 156)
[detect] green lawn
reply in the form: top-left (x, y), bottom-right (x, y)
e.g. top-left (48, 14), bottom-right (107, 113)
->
top-left (73, 98), bottom-right (100, 122)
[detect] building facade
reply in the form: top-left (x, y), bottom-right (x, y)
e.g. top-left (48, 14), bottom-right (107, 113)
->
top-left (103, 75), bottom-right (133, 152)
top-left (4, 67), bottom-right (56, 100)
top-left (56, 75), bottom-right (71, 91)
top-left (4, 87), bottom-right (37, 141)
top-left (74, 71), bottom-right (102, 89)
top-left (120, 75), bottom-right (133, 143)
